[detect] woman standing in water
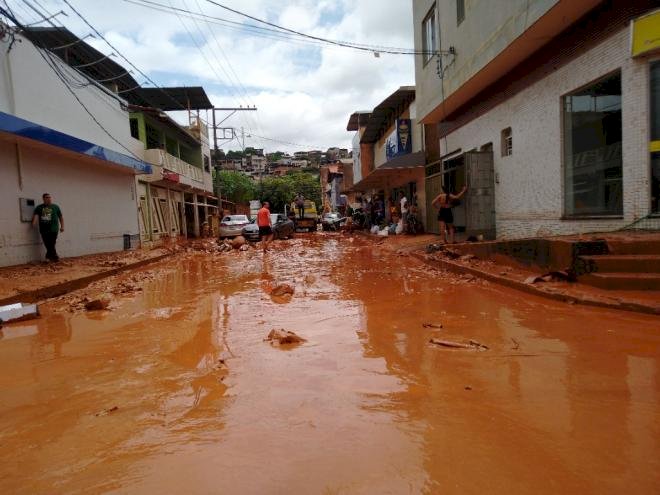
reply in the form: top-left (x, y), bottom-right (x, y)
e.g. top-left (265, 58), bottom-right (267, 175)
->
top-left (431, 185), bottom-right (468, 244)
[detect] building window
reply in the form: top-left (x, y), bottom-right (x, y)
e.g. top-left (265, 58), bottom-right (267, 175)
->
top-left (501, 127), bottom-right (512, 157)
top-left (457, 0), bottom-right (465, 25)
top-left (563, 72), bottom-right (622, 217)
top-left (422, 5), bottom-right (437, 64)
top-left (129, 118), bottom-right (140, 140)
top-left (145, 123), bottom-right (161, 149)
top-left (650, 61), bottom-right (660, 213)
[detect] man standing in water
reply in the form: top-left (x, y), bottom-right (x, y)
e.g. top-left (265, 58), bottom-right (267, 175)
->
top-left (32, 193), bottom-right (64, 262)
top-left (431, 185), bottom-right (468, 244)
top-left (257, 201), bottom-right (273, 253)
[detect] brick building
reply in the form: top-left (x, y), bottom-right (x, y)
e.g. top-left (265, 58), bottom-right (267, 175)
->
top-left (413, 0), bottom-right (659, 239)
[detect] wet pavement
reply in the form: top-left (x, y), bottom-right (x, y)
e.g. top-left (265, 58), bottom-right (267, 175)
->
top-left (0, 235), bottom-right (659, 494)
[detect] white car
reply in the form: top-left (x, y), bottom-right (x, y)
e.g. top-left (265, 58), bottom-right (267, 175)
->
top-left (219, 214), bottom-right (250, 238)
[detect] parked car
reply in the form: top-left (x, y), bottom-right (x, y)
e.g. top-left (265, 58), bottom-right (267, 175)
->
top-left (219, 214), bottom-right (250, 238)
top-left (242, 213), bottom-right (295, 241)
top-left (321, 212), bottom-right (345, 231)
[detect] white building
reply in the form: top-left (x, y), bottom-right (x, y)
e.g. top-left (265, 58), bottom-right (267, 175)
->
top-left (413, 0), bottom-right (660, 239)
top-left (0, 24), bottom-right (151, 266)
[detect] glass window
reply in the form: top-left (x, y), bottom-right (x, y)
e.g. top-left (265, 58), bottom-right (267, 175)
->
top-left (651, 61), bottom-right (660, 142)
top-left (651, 61), bottom-right (660, 213)
top-left (457, 0), bottom-right (465, 25)
top-left (501, 128), bottom-right (512, 157)
top-left (563, 72), bottom-right (622, 216)
top-left (422, 5), bottom-right (437, 64)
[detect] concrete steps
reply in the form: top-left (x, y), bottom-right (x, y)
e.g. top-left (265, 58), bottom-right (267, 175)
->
top-left (578, 239), bottom-right (660, 290)
top-left (580, 254), bottom-right (660, 273)
top-left (580, 272), bottom-right (660, 291)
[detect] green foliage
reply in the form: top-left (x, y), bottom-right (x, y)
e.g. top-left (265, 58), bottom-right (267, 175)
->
top-left (214, 170), bottom-right (256, 204)
top-left (226, 150), bottom-right (245, 160)
top-left (257, 171), bottom-right (321, 213)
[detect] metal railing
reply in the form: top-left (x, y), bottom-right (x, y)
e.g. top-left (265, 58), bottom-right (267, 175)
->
top-left (144, 148), bottom-right (204, 183)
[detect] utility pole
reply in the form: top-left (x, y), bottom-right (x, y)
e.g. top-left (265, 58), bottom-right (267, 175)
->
top-left (209, 106), bottom-right (257, 212)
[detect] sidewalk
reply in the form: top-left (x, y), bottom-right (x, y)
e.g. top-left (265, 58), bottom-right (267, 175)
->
top-left (369, 233), bottom-right (660, 315)
top-left (0, 248), bottom-right (174, 305)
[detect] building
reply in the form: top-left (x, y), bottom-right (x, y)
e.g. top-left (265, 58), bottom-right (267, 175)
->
top-left (129, 96), bottom-right (217, 241)
top-left (347, 86), bottom-right (426, 220)
top-left (0, 23), bottom-right (153, 267)
top-left (413, 0), bottom-right (660, 239)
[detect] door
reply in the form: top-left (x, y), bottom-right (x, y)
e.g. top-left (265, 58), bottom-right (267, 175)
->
top-left (464, 151), bottom-right (496, 239)
top-left (424, 173), bottom-right (443, 234)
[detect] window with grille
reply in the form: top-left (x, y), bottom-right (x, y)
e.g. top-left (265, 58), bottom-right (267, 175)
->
top-left (422, 5), bottom-right (437, 64)
top-left (501, 128), bottom-right (512, 157)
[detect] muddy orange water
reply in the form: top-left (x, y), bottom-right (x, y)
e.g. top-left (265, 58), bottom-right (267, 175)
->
top-left (1, 236), bottom-right (659, 494)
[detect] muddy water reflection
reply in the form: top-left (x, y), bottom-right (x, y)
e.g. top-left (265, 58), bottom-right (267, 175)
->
top-left (0, 237), bottom-right (659, 494)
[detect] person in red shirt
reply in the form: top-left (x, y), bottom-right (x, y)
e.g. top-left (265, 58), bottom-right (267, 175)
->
top-left (256, 201), bottom-right (273, 252)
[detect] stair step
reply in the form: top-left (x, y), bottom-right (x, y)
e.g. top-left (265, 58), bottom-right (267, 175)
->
top-left (579, 272), bottom-right (660, 291)
top-left (607, 239), bottom-right (660, 255)
top-left (579, 254), bottom-right (660, 273)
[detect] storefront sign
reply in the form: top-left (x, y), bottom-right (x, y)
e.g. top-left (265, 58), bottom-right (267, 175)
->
top-left (631, 9), bottom-right (660, 57)
top-left (163, 171), bottom-right (180, 182)
top-left (386, 119), bottom-right (412, 160)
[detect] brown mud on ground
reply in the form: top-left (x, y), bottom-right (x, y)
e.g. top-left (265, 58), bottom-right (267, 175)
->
top-left (0, 247), bottom-right (175, 303)
top-left (0, 235), bottom-right (659, 494)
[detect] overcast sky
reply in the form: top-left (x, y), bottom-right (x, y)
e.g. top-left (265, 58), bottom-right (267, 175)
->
top-left (12, 0), bottom-right (415, 153)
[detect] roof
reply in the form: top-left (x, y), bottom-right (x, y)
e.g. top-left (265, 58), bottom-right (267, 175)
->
top-left (360, 87), bottom-right (415, 144)
top-left (23, 27), bottom-right (212, 110)
top-left (346, 111), bottom-right (372, 131)
top-left (351, 152), bottom-right (424, 191)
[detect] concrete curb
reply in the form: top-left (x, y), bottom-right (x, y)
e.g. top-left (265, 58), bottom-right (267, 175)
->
top-left (0, 253), bottom-right (172, 306)
top-left (411, 252), bottom-right (660, 316)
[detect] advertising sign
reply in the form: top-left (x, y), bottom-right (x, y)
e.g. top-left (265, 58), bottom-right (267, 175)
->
top-left (386, 119), bottom-right (412, 160)
top-left (631, 9), bottom-right (660, 57)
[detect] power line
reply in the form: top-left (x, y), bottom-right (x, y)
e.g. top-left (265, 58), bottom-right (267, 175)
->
top-left (204, 0), bottom-right (436, 56)
top-left (60, 0), bottom-right (187, 111)
top-left (0, 6), bottom-right (144, 160)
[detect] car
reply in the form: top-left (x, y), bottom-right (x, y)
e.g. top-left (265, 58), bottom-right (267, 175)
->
top-left (321, 212), bottom-right (345, 231)
top-left (219, 214), bottom-right (250, 238)
top-left (242, 213), bottom-right (295, 242)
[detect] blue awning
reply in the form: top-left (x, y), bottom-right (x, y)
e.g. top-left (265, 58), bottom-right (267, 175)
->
top-left (0, 111), bottom-right (152, 174)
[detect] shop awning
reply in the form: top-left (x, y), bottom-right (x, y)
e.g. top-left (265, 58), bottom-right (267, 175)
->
top-left (0, 111), bottom-right (152, 174)
top-left (351, 151), bottom-right (424, 191)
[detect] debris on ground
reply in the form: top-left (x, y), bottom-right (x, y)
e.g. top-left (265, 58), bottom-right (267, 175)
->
top-left (511, 338), bottom-right (520, 350)
top-left (271, 284), bottom-right (295, 297)
top-left (429, 338), bottom-right (489, 351)
top-left (425, 243), bottom-right (444, 254)
top-left (265, 329), bottom-right (306, 345)
top-left (231, 236), bottom-right (247, 249)
top-left (460, 254), bottom-right (478, 262)
top-left (94, 406), bottom-right (119, 417)
top-left (422, 322), bottom-right (443, 329)
top-left (525, 270), bottom-right (576, 284)
top-left (84, 298), bottom-right (110, 311)
top-left (0, 303), bottom-right (40, 324)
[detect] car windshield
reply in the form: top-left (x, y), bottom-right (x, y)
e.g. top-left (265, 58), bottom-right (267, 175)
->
top-left (324, 213), bottom-right (339, 219)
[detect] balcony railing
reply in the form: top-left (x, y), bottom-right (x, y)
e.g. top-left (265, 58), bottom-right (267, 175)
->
top-left (144, 148), bottom-right (204, 184)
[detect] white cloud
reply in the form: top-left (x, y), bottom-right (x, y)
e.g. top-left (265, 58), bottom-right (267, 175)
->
top-left (12, 0), bottom-right (415, 152)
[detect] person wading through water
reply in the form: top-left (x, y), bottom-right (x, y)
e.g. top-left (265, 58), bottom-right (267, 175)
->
top-left (431, 184), bottom-right (468, 244)
top-left (257, 201), bottom-right (273, 253)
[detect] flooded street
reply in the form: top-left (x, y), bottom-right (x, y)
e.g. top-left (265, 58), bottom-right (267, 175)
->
top-left (1, 236), bottom-right (659, 494)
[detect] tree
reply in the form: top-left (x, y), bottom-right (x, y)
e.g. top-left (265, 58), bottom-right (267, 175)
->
top-left (257, 171), bottom-right (321, 213)
top-left (214, 170), bottom-right (256, 204)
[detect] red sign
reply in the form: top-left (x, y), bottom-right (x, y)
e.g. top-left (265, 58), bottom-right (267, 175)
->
top-left (163, 171), bottom-right (180, 183)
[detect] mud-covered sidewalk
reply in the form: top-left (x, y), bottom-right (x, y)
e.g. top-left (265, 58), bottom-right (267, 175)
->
top-left (0, 247), bottom-right (173, 305)
top-left (367, 234), bottom-right (660, 315)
